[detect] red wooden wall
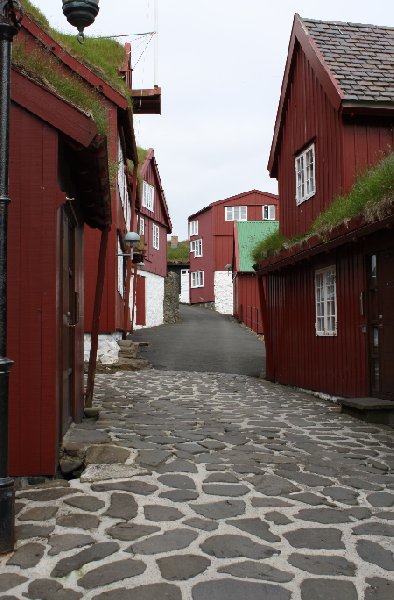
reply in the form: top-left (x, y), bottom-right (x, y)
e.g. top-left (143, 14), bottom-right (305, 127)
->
top-left (234, 273), bottom-right (263, 334)
top-left (264, 242), bottom-right (371, 398)
top-left (189, 208), bottom-right (214, 304)
top-left (277, 47), bottom-right (343, 239)
top-left (8, 106), bottom-right (64, 475)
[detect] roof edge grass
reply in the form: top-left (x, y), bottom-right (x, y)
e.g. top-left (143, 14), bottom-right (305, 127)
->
top-left (252, 152), bottom-right (394, 264)
top-left (22, 1), bottom-right (131, 102)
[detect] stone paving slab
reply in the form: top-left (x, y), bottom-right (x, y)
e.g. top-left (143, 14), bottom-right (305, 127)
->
top-left (1, 370), bottom-right (394, 599)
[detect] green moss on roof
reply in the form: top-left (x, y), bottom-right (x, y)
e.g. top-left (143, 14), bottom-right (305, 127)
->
top-left (167, 241), bottom-right (190, 264)
top-left (22, 1), bottom-right (131, 101)
top-left (252, 152), bottom-right (394, 264)
top-left (13, 38), bottom-right (108, 135)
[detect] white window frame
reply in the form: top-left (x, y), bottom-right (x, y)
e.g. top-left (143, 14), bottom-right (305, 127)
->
top-left (190, 240), bottom-right (196, 253)
top-left (142, 181), bottom-right (155, 212)
top-left (189, 220), bottom-right (198, 236)
top-left (117, 139), bottom-right (131, 228)
top-left (225, 206), bottom-right (247, 221)
top-left (194, 238), bottom-right (203, 257)
top-left (315, 266), bottom-right (337, 336)
top-left (191, 271), bottom-right (204, 288)
top-left (263, 205), bottom-right (275, 220)
top-left (139, 216), bottom-right (145, 236)
top-left (117, 235), bottom-right (124, 298)
top-left (295, 142), bottom-right (315, 205)
top-left (152, 223), bottom-right (160, 250)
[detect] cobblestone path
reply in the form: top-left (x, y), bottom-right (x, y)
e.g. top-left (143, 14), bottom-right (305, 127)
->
top-left (1, 370), bottom-right (394, 600)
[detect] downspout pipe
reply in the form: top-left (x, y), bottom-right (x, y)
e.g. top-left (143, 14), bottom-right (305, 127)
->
top-left (0, 0), bottom-right (22, 555)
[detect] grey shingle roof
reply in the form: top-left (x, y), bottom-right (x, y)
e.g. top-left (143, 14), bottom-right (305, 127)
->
top-left (302, 17), bottom-right (394, 103)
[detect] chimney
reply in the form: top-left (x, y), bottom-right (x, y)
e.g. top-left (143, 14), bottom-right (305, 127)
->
top-left (170, 236), bottom-right (178, 249)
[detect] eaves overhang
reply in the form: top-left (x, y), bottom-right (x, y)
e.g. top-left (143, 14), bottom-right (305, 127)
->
top-left (256, 212), bottom-right (394, 275)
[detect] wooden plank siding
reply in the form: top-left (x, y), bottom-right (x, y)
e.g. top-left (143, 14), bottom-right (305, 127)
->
top-left (189, 208), bottom-right (214, 304)
top-left (277, 47), bottom-right (342, 239)
top-left (234, 274), bottom-right (263, 334)
top-left (265, 242), bottom-right (371, 398)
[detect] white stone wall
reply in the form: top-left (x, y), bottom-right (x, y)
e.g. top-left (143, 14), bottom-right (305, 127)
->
top-left (132, 270), bottom-right (165, 329)
top-left (180, 269), bottom-right (190, 304)
top-left (214, 270), bottom-right (234, 314)
top-left (84, 332), bottom-right (122, 364)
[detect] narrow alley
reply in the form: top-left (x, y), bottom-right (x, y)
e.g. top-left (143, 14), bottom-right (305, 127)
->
top-left (130, 304), bottom-right (265, 376)
top-left (1, 367), bottom-right (394, 599)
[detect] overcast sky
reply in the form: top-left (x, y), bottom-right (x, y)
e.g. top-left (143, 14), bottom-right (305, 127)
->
top-left (31, 1), bottom-right (394, 239)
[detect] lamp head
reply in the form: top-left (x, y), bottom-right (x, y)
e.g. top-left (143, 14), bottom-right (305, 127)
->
top-left (124, 231), bottom-right (140, 246)
top-left (62, 0), bottom-right (99, 38)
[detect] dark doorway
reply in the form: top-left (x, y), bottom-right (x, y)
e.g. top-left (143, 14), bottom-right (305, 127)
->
top-left (368, 249), bottom-right (394, 401)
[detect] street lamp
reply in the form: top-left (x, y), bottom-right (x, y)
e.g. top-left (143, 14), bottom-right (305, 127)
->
top-left (0, 0), bottom-right (99, 555)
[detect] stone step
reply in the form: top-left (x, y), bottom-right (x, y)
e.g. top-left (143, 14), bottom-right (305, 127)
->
top-left (338, 397), bottom-right (394, 426)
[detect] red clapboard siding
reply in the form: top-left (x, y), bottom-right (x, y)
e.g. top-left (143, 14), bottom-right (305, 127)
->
top-left (264, 241), bottom-right (372, 398)
top-left (189, 207), bottom-right (214, 304)
top-left (235, 273), bottom-right (263, 334)
top-left (277, 48), bottom-right (342, 239)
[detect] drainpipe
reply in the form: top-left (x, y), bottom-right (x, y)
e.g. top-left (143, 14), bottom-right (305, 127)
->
top-left (0, 0), bottom-right (22, 555)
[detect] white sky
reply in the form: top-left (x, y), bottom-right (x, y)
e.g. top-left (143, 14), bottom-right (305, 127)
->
top-left (31, 1), bottom-right (394, 239)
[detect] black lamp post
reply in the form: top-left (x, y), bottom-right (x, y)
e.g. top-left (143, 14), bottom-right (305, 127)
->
top-left (0, 0), bottom-right (99, 555)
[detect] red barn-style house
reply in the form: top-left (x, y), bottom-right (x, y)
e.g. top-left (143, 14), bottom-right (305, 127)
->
top-left (188, 191), bottom-right (279, 313)
top-left (132, 149), bottom-right (172, 328)
top-left (257, 15), bottom-right (394, 407)
top-left (8, 14), bottom-right (113, 476)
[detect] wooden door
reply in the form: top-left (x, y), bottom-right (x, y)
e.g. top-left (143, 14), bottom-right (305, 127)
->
top-left (135, 275), bottom-right (146, 326)
top-left (368, 249), bottom-right (394, 400)
top-left (61, 209), bottom-right (76, 434)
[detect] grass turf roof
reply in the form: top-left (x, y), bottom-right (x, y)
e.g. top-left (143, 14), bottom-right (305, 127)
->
top-left (167, 241), bottom-right (190, 264)
top-left (22, 1), bottom-right (131, 100)
top-left (252, 152), bottom-right (394, 264)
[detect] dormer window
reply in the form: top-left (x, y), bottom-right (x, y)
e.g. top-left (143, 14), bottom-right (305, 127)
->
top-left (295, 143), bottom-right (315, 205)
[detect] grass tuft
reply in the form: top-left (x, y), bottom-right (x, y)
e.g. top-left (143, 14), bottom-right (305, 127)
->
top-left (251, 231), bottom-right (288, 263)
top-left (168, 241), bottom-right (190, 264)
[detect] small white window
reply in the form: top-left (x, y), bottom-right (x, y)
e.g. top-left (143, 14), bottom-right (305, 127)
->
top-left (263, 205), bottom-right (275, 220)
top-left (315, 266), bottom-right (337, 336)
top-left (117, 236), bottom-right (124, 298)
top-left (190, 240), bottom-right (196, 253)
top-left (225, 206), bottom-right (247, 221)
top-left (191, 271), bottom-right (204, 288)
top-left (142, 181), bottom-right (155, 212)
top-left (152, 223), bottom-right (159, 250)
top-left (295, 143), bottom-right (315, 205)
top-left (194, 239), bottom-right (203, 257)
top-left (139, 216), bottom-right (145, 236)
top-left (189, 220), bottom-right (198, 236)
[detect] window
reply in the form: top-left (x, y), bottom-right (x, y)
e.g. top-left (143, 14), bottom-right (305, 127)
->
top-left (225, 206), bottom-right (247, 221)
top-left (295, 143), bottom-right (315, 205)
top-left (142, 181), bottom-right (154, 211)
top-left (117, 140), bottom-right (131, 228)
top-left (152, 223), bottom-right (159, 250)
top-left (189, 220), bottom-right (198, 236)
top-left (315, 266), bottom-right (337, 336)
top-left (191, 271), bottom-right (204, 288)
top-left (190, 240), bottom-right (196, 253)
top-left (139, 216), bottom-right (145, 236)
top-left (263, 205), bottom-right (275, 220)
top-left (117, 235), bottom-right (125, 298)
top-left (194, 239), bottom-right (203, 257)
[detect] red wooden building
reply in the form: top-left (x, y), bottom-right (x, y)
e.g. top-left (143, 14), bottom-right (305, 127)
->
top-left (257, 15), bottom-right (394, 402)
top-left (233, 221), bottom-right (278, 334)
top-left (188, 191), bottom-right (278, 313)
top-left (8, 17), bottom-right (112, 476)
top-left (133, 149), bottom-right (172, 328)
